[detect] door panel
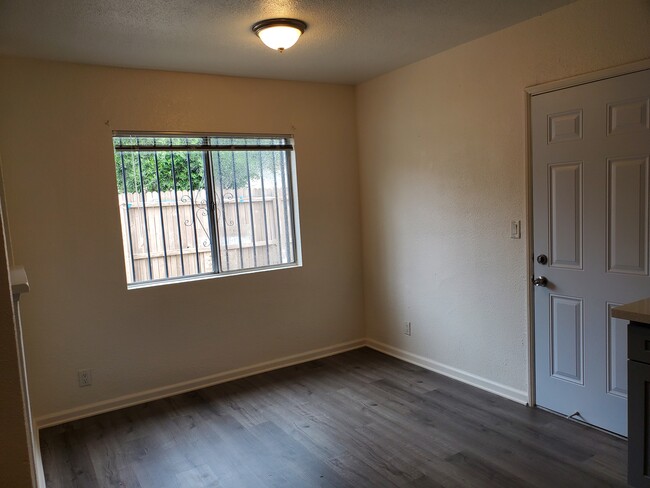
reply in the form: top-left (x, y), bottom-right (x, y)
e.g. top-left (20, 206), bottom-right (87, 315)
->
top-left (548, 110), bottom-right (583, 143)
top-left (607, 156), bottom-right (649, 275)
top-left (533, 68), bottom-right (650, 436)
top-left (607, 97), bottom-right (649, 135)
top-left (549, 162), bottom-right (583, 268)
top-left (607, 302), bottom-right (628, 398)
top-left (550, 295), bottom-right (584, 384)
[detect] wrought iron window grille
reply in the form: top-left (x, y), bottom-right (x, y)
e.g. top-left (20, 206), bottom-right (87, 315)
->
top-left (113, 133), bottom-right (299, 286)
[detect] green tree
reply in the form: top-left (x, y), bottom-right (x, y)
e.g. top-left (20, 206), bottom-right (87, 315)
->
top-left (114, 138), bottom-right (272, 193)
top-left (115, 150), bottom-right (206, 193)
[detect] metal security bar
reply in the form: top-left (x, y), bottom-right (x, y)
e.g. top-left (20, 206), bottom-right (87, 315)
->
top-left (113, 134), bottom-right (297, 285)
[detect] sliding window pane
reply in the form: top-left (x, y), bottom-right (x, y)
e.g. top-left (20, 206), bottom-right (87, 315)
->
top-left (210, 146), bottom-right (295, 272)
top-left (114, 140), bottom-right (213, 284)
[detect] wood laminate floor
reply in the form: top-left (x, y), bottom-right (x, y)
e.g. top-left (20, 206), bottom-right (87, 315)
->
top-left (40, 348), bottom-right (627, 487)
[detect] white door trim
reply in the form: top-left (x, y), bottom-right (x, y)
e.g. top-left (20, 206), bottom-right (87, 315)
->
top-left (524, 58), bottom-right (650, 408)
top-left (526, 59), bottom-right (650, 96)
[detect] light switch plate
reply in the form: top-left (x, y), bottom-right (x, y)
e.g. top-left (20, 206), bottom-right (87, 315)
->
top-left (510, 220), bottom-right (521, 239)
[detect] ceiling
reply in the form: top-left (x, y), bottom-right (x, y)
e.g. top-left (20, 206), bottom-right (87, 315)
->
top-left (0, 0), bottom-right (574, 85)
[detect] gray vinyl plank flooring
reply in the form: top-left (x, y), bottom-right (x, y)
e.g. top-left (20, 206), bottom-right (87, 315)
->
top-left (40, 347), bottom-right (627, 487)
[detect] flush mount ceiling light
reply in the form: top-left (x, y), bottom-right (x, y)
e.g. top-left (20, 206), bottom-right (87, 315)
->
top-left (252, 18), bottom-right (307, 53)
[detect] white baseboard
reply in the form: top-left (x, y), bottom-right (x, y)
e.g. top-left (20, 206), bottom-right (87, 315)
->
top-left (35, 337), bottom-right (528, 429)
top-left (31, 426), bottom-right (46, 488)
top-left (35, 339), bottom-right (365, 429)
top-left (366, 339), bottom-right (529, 405)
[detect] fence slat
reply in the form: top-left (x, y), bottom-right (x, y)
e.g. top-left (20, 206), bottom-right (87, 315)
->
top-left (118, 188), bottom-right (290, 282)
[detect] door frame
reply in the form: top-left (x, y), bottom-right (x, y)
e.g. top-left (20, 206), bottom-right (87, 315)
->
top-left (524, 58), bottom-right (650, 407)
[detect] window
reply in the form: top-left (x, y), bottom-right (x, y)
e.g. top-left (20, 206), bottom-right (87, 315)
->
top-left (113, 133), bottom-right (300, 286)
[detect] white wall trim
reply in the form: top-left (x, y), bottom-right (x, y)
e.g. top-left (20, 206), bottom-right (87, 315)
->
top-left (31, 426), bottom-right (46, 488)
top-left (525, 58), bottom-right (650, 96)
top-left (366, 339), bottom-right (529, 405)
top-left (35, 339), bottom-right (365, 429)
top-left (36, 337), bottom-right (531, 429)
top-left (524, 87), bottom-right (536, 408)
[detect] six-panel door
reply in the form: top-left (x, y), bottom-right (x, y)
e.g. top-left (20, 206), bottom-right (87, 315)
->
top-left (532, 69), bottom-right (650, 436)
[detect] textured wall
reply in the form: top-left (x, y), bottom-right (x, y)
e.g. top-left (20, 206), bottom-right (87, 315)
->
top-left (0, 58), bottom-right (364, 419)
top-left (356, 0), bottom-right (650, 396)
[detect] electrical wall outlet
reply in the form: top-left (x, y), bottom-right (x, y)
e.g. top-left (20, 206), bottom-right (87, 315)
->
top-left (77, 369), bottom-right (92, 387)
top-left (403, 321), bottom-right (412, 336)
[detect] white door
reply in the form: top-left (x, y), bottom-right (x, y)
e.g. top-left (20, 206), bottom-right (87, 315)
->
top-left (532, 69), bottom-right (650, 436)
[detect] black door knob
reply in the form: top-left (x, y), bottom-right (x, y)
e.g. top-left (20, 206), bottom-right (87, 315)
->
top-left (537, 254), bottom-right (548, 265)
top-left (532, 276), bottom-right (548, 287)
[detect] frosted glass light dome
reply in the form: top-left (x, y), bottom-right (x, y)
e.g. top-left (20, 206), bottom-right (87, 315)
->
top-left (252, 19), bottom-right (307, 53)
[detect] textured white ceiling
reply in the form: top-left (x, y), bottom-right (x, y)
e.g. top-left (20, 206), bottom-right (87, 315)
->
top-left (0, 0), bottom-right (574, 84)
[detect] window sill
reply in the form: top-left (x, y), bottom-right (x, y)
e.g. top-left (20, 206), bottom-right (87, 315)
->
top-left (126, 262), bottom-right (302, 291)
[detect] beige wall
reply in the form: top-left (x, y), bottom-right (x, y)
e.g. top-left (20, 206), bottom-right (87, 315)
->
top-left (0, 157), bottom-right (33, 487)
top-left (0, 58), bottom-right (364, 419)
top-left (356, 0), bottom-right (650, 397)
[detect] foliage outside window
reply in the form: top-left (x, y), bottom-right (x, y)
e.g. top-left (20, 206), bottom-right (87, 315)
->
top-left (113, 134), bottom-right (300, 286)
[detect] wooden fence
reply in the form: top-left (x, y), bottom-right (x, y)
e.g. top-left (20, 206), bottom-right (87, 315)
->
top-left (118, 188), bottom-right (293, 283)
